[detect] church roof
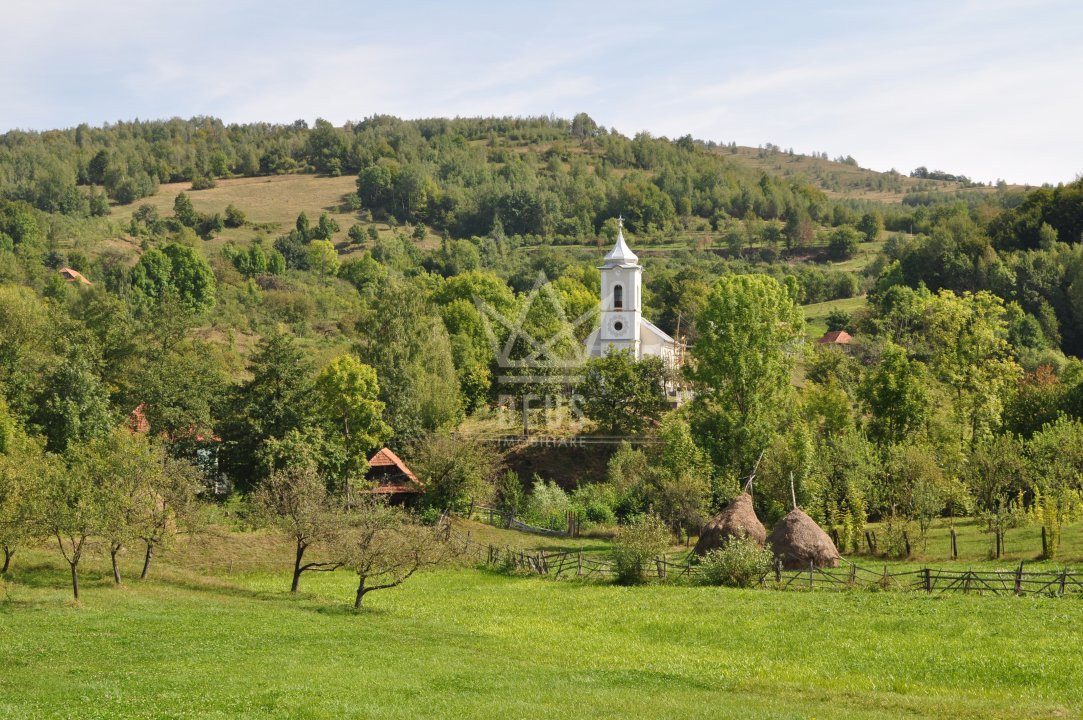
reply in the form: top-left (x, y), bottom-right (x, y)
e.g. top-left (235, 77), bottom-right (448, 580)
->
top-left (602, 224), bottom-right (638, 266)
top-left (640, 317), bottom-right (676, 345)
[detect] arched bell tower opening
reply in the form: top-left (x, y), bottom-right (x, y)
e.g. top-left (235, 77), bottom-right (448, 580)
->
top-left (613, 284), bottom-right (623, 309)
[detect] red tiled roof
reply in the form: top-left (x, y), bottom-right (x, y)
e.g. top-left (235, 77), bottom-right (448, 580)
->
top-left (364, 447), bottom-right (422, 495)
top-left (367, 447), bottom-right (419, 483)
top-left (817, 330), bottom-right (852, 345)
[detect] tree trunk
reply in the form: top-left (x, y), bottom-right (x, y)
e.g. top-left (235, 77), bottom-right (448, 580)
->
top-left (354, 576), bottom-right (366, 609)
top-left (111, 545), bottom-right (122, 585)
top-left (140, 543), bottom-right (153, 580)
top-left (1, 546), bottom-right (12, 574)
top-left (70, 562), bottom-right (80, 600)
top-left (291, 540), bottom-right (307, 593)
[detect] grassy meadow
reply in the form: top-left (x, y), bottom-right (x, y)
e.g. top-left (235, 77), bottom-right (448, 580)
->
top-left (3, 519), bottom-right (1083, 720)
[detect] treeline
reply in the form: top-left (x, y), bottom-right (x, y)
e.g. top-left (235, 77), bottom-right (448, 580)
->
top-left (874, 180), bottom-right (1083, 356)
top-left (2, 113), bottom-right (941, 245)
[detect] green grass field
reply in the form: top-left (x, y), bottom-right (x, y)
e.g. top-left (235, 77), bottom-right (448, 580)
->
top-left (3, 521), bottom-right (1083, 720)
top-left (802, 295), bottom-right (869, 339)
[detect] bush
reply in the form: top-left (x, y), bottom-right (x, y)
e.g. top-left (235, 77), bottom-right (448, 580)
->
top-left (825, 309), bottom-right (853, 333)
top-left (224, 204), bottom-right (246, 228)
top-left (191, 174), bottom-right (217, 191)
top-left (524, 477), bottom-right (569, 530)
top-left (491, 470), bottom-right (524, 522)
top-left (347, 224), bottom-right (366, 244)
top-left (571, 483), bottom-right (617, 525)
top-left (698, 536), bottom-right (774, 587)
top-left (609, 515), bottom-right (671, 585)
top-left (827, 226), bottom-right (861, 260)
top-left (419, 507), bottom-right (443, 526)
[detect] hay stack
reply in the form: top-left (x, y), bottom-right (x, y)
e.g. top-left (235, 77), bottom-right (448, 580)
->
top-left (693, 493), bottom-right (767, 555)
top-left (766, 507), bottom-right (840, 569)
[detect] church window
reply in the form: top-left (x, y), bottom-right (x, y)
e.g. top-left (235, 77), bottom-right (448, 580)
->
top-left (614, 284), bottom-right (623, 309)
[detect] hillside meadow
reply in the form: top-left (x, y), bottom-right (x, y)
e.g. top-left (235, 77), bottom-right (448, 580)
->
top-left (3, 521), bottom-right (1083, 720)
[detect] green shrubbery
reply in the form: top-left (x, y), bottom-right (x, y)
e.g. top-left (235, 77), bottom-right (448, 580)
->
top-left (698, 536), bottom-right (774, 587)
top-left (609, 515), bottom-right (671, 585)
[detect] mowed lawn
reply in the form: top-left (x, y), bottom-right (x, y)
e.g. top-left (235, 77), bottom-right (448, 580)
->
top-left (2, 550), bottom-right (1082, 720)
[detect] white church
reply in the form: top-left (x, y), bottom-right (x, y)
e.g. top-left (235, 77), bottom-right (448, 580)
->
top-left (584, 220), bottom-right (681, 369)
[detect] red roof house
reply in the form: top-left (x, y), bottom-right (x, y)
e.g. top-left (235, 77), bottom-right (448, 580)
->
top-left (364, 447), bottom-right (423, 501)
top-left (817, 330), bottom-right (852, 345)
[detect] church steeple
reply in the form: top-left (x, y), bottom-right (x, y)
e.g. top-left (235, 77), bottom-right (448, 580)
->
top-left (595, 216), bottom-right (643, 356)
top-left (603, 216), bottom-right (638, 266)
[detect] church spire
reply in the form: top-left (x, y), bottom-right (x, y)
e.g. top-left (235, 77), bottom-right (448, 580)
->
top-left (603, 215), bottom-right (638, 265)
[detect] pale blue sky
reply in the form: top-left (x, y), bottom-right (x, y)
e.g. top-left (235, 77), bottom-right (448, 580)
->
top-left (4, 0), bottom-right (1081, 184)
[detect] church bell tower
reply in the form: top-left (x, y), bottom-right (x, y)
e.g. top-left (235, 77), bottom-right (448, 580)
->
top-left (597, 218), bottom-right (642, 358)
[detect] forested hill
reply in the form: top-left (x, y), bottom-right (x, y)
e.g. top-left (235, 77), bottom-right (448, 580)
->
top-left (1, 112), bottom-right (1083, 530)
top-left (0, 113), bottom-right (996, 236)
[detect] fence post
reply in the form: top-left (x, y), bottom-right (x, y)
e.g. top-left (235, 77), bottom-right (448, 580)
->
top-left (577, 550), bottom-right (583, 577)
top-left (775, 558), bottom-right (782, 583)
top-left (1059, 569), bottom-right (1067, 597)
top-left (848, 563), bottom-right (857, 586)
top-left (1014, 561), bottom-right (1024, 595)
top-left (656, 555), bottom-right (665, 580)
top-left (808, 561), bottom-right (814, 590)
top-left (995, 528), bottom-right (1002, 559)
top-left (1041, 527), bottom-right (1048, 558)
top-left (923, 567), bottom-right (931, 592)
top-left (903, 530), bottom-right (911, 557)
top-left (539, 550), bottom-right (547, 574)
top-left (950, 528), bottom-right (958, 560)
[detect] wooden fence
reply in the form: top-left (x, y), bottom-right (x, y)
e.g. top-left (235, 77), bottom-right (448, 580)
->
top-left (442, 525), bottom-right (1083, 598)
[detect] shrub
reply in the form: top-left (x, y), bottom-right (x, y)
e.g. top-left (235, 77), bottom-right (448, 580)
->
top-left (491, 470), bottom-right (524, 522)
top-left (698, 536), bottom-right (773, 587)
top-left (610, 515), bottom-right (671, 585)
top-left (419, 507), bottom-right (443, 526)
top-left (827, 226), bottom-right (861, 260)
top-left (825, 309), bottom-right (853, 333)
top-left (191, 174), bottom-right (217, 191)
top-left (524, 477), bottom-right (569, 531)
top-left (224, 204), bottom-right (246, 228)
top-left (571, 483), bottom-right (617, 525)
top-left (347, 224), bottom-right (366, 244)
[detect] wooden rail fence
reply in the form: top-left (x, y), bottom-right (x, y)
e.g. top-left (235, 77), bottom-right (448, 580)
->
top-left (443, 525), bottom-right (1083, 598)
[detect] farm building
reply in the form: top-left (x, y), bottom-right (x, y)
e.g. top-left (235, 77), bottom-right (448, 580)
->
top-left (57, 267), bottom-right (92, 285)
top-left (817, 329), bottom-right (852, 345)
top-left (364, 447), bottom-right (424, 504)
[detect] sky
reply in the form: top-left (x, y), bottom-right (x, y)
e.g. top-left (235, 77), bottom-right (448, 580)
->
top-left (3, 0), bottom-right (1081, 185)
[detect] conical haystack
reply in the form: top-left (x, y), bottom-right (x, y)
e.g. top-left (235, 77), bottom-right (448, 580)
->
top-left (693, 493), bottom-right (767, 555)
top-left (766, 507), bottom-right (840, 570)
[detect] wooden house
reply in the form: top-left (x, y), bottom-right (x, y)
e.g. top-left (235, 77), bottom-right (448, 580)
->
top-left (364, 447), bottom-right (424, 504)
